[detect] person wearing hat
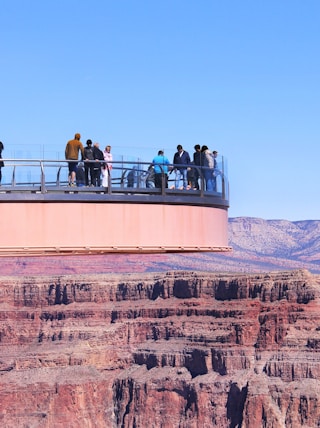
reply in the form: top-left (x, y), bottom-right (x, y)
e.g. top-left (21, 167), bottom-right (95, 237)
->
top-left (84, 139), bottom-right (94, 186)
top-left (65, 133), bottom-right (84, 186)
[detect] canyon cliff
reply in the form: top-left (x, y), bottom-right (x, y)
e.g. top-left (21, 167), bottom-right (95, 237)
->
top-left (1, 269), bottom-right (320, 427)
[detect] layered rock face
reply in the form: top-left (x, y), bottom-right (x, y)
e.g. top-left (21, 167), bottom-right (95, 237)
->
top-left (0, 269), bottom-right (320, 427)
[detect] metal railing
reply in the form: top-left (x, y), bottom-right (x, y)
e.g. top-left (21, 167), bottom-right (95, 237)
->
top-left (0, 158), bottom-right (229, 202)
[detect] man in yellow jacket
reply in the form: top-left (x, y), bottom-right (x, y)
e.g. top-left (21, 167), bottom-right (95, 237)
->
top-left (65, 133), bottom-right (84, 186)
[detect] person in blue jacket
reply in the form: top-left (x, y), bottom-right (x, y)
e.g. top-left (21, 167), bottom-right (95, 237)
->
top-left (152, 150), bottom-right (170, 189)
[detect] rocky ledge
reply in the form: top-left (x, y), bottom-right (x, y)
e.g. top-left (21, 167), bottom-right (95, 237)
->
top-left (0, 269), bottom-right (320, 427)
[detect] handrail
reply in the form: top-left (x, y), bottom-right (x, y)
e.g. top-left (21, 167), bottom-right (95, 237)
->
top-left (0, 158), bottom-right (229, 202)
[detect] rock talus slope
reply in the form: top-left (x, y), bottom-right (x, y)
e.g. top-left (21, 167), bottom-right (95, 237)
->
top-left (0, 269), bottom-right (320, 427)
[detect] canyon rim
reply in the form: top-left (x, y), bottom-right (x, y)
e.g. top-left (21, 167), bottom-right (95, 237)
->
top-left (1, 269), bottom-right (320, 427)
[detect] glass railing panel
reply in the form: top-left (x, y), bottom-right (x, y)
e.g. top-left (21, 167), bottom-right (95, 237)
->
top-left (0, 158), bottom-right (229, 202)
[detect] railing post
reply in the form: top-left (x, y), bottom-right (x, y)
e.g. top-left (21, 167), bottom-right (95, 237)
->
top-left (221, 175), bottom-right (225, 200)
top-left (221, 157), bottom-right (225, 200)
top-left (40, 161), bottom-right (46, 193)
top-left (12, 166), bottom-right (16, 186)
top-left (200, 169), bottom-right (205, 197)
top-left (56, 166), bottom-right (62, 186)
top-left (161, 168), bottom-right (166, 196)
top-left (108, 170), bottom-right (112, 194)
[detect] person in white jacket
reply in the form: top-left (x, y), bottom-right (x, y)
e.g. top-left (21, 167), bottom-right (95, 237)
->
top-left (201, 145), bottom-right (214, 191)
top-left (102, 145), bottom-right (113, 188)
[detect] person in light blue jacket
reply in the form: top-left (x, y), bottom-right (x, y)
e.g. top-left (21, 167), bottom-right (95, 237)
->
top-left (152, 150), bottom-right (170, 189)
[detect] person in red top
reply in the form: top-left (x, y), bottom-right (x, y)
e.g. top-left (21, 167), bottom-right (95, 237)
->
top-left (65, 133), bottom-right (84, 186)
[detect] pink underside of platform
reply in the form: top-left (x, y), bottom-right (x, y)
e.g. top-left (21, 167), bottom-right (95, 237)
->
top-left (1, 202), bottom-right (229, 253)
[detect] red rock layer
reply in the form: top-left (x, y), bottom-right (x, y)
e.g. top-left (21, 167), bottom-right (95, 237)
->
top-left (0, 269), bottom-right (320, 427)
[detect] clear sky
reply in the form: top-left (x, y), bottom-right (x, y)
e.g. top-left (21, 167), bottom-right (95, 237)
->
top-left (1, 0), bottom-right (319, 221)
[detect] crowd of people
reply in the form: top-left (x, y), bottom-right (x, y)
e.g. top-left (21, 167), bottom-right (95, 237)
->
top-left (65, 133), bottom-right (220, 191)
top-left (0, 134), bottom-right (220, 191)
top-left (65, 133), bottom-right (113, 187)
top-left (150, 144), bottom-right (219, 191)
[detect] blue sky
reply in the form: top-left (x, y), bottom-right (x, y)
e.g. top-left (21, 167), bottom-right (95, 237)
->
top-left (1, 0), bottom-right (319, 221)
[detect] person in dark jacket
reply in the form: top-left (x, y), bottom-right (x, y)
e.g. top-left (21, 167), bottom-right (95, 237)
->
top-left (92, 142), bottom-right (104, 186)
top-left (146, 165), bottom-right (155, 188)
top-left (0, 141), bottom-right (4, 185)
top-left (193, 144), bottom-right (201, 190)
top-left (173, 144), bottom-right (190, 190)
top-left (76, 162), bottom-right (85, 187)
top-left (127, 168), bottom-right (135, 187)
top-left (83, 139), bottom-right (94, 186)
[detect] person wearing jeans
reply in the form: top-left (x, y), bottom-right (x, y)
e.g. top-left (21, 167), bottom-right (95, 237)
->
top-left (173, 145), bottom-right (190, 190)
top-left (201, 145), bottom-right (214, 191)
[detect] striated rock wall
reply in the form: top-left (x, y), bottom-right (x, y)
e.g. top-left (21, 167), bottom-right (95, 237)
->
top-left (0, 269), bottom-right (320, 427)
